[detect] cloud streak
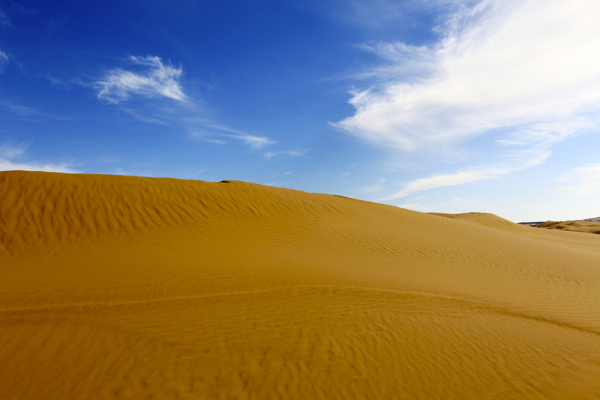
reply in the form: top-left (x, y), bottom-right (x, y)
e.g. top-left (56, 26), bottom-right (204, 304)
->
top-left (385, 150), bottom-right (549, 199)
top-left (199, 125), bottom-right (276, 149)
top-left (0, 144), bottom-right (79, 173)
top-left (0, 50), bottom-right (8, 73)
top-left (264, 150), bottom-right (307, 160)
top-left (96, 56), bottom-right (186, 103)
top-left (360, 177), bottom-right (386, 194)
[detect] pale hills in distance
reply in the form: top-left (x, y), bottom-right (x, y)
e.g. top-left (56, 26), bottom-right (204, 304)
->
top-left (537, 220), bottom-right (600, 235)
top-left (1, 170), bottom-right (600, 399)
top-left (519, 217), bottom-right (600, 232)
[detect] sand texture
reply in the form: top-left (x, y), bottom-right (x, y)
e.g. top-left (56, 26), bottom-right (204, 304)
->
top-left (538, 220), bottom-right (600, 235)
top-left (2, 171), bottom-right (600, 400)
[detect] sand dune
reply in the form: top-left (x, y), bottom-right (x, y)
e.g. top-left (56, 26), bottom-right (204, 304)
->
top-left (538, 220), bottom-right (600, 235)
top-left (2, 170), bottom-right (600, 399)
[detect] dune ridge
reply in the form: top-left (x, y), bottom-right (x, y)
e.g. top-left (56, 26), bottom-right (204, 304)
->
top-left (0, 171), bottom-right (335, 252)
top-left (2, 171), bottom-right (600, 399)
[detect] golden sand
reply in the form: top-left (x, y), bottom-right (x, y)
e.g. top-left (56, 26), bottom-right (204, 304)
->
top-left (1, 171), bottom-right (600, 399)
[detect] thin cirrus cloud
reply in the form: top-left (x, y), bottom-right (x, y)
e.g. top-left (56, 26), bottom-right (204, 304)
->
top-left (94, 56), bottom-right (285, 153)
top-left (0, 50), bottom-right (8, 73)
top-left (386, 149), bottom-right (550, 199)
top-left (264, 150), bottom-right (307, 160)
top-left (0, 6), bottom-right (10, 27)
top-left (230, 134), bottom-right (275, 149)
top-left (335, 0), bottom-right (600, 194)
top-left (199, 125), bottom-right (276, 150)
top-left (0, 144), bottom-right (79, 173)
top-left (96, 56), bottom-right (186, 103)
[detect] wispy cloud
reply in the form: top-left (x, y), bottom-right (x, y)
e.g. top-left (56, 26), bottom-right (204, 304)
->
top-left (0, 6), bottom-right (10, 27)
top-left (93, 55), bottom-right (281, 152)
top-left (0, 101), bottom-right (75, 121)
top-left (234, 134), bottom-right (276, 149)
top-left (46, 75), bottom-right (72, 90)
top-left (292, 0), bottom-right (472, 30)
top-left (335, 0), bottom-right (600, 194)
top-left (326, 0), bottom-right (409, 28)
top-left (264, 150), bottom-right (307, 160)
top-left (555, 164), bottom-right (600, 195)
top-left (0, 101), bottom-right (35, 115)
top-left (360, 177), bottom-right (386, 194)
top-left (0, 144), bottom-right (79, 173)
top-left (346, 42), bottom-right (435, 82)
top-left (0, 50), bottom-right (8, 73)
top-left (96, 56), bottom-right (186, 103)
top-left (385, 150), bottom-right (549, 199)
top-left (0, 144), bottom-right (25, 159)
top-left (199, 125), bottom-right (276, 149)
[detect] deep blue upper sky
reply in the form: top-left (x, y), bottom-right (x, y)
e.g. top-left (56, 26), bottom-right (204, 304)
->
top-left (1, 0), bottom-right (599, 221)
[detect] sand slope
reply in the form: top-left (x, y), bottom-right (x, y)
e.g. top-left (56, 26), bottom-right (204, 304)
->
top-left (1, 171), bottom-right (600, 400)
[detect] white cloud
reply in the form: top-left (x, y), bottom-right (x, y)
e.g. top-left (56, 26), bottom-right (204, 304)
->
top-left (336, 0), bottom-right (600, 153)
top-left (390, 169), bottom-right (502, 199)
top-left (0, 144), bottom-right (79, 173)
top-left (348, 42), bottom-right (435, 82)
top-left (193, 124), bottom-right (276, 149)
top-left (96, 56), bottom-right (186, 103)
top-left (555, 164), bottom-right (600, 195)
top-left (93, 57), bottom-right (278, 151)
top-left (229, 134), bottom-right (275, 149)
top-left (386, 150), bottom-right (549, 199)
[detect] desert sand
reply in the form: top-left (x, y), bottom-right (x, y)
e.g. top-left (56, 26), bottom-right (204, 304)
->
top-left (1, 170), bottom-right (600, 399)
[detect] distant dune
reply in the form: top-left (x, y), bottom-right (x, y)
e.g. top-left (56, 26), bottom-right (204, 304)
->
top-left (538, 220), bottom-right (600, 235)
top-left (519, 217), bottom-right (600, 228)
top-left (2, 171), bottom-right (600, 399)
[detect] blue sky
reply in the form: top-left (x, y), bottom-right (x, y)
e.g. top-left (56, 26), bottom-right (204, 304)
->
top-left (1, 0), bottom-right (599, 222)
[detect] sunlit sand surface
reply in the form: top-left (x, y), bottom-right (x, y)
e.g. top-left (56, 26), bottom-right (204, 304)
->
top-left (2, 171), bottom-right (600, 399)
